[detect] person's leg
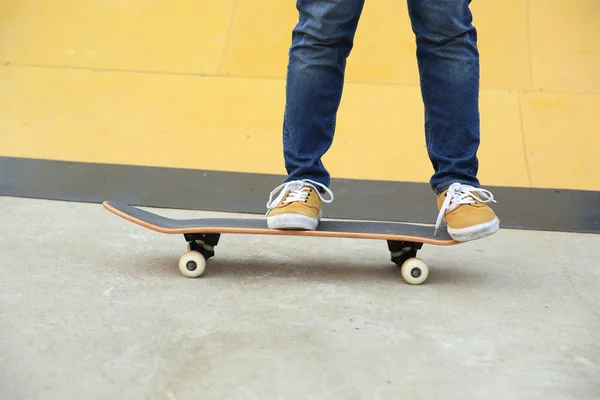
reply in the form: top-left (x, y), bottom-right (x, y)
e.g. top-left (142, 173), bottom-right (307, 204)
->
top-left (407, 0), bottom-right (499, 241)
top-left (282, 0), bottom-right (365, 188)
top-left (266, 0), bottom-right (365, 230)
top-left (407, 0), bottom-right (480, 193)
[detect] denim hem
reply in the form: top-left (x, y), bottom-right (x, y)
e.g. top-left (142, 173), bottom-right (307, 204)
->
top-left (432, 180), bottom-right (481, 195)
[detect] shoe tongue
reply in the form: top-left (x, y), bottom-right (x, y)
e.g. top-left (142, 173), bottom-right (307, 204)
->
top-left (285, 183), bottom-right (307, 199)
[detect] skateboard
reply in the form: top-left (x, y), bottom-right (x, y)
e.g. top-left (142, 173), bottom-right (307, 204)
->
top-left (103, 201), bottom-right (460, 285)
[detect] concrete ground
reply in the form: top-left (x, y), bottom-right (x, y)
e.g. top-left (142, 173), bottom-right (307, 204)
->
top-left (1, 196), bottom-right (599, 399)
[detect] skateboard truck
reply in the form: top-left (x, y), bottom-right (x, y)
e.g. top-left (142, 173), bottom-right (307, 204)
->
top-left (184, 233), bottom-right (220, 259)
top-left (387, 240), bottom-right (423, 264)
top-left (179, 233), bottom-right (221, 278)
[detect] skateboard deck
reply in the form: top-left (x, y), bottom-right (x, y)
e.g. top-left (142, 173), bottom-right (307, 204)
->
top-left (103, 201), bottom-right (460, 284)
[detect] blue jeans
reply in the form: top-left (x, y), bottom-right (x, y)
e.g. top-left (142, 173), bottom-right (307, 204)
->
top-left (282, 0), bottom-right (481, 194)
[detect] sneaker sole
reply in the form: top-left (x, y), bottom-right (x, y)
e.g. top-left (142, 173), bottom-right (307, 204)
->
top-left (448, 217), bottom-right (500, 242)
top-left (267, 213), bottom-right (319, 230)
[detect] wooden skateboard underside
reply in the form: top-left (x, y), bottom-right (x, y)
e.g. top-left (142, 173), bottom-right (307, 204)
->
top-left (103, 201), bottom-right (458, 246)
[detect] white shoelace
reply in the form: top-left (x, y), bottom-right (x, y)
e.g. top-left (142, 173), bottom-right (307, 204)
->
top-left (266, 179), bottom-right (334, 213)
top-left (435, 183), bottom-right (496, 235)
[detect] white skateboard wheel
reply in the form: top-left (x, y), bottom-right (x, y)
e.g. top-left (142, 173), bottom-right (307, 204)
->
top-left (178, 250), bottom-right (206, 278)
top-left (400, 258), bottom-right (428, 285)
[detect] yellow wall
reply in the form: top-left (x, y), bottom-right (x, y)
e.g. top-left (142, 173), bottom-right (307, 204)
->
top-left (0, 0), bottom-right (598, 191)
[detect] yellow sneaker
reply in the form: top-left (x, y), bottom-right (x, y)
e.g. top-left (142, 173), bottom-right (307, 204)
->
top-left (435, 183), bottom-right (499, 242)
top-left (266, 180), bottom-right (334, 230)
